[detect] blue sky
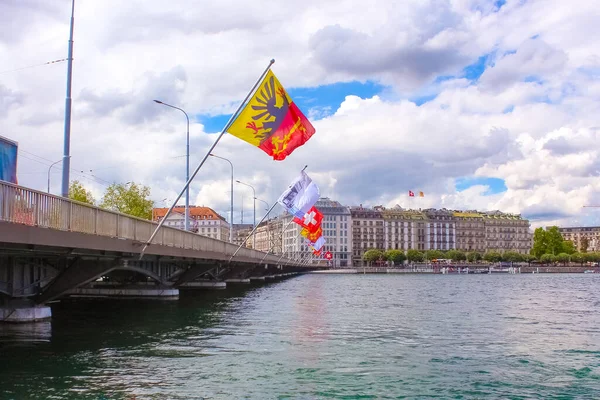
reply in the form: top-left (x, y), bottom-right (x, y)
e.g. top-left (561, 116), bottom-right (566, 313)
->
top-left (455, 177), bottom-right (508, 195)
top-left (198, 81), bottom-right (385, 133)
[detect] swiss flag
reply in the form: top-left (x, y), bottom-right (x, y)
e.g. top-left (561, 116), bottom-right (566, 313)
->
top-left (325, 251), bottom-right (333, 260)
top-left (293, 206), bottom-right (323, 233)
top-left (408, 190), bottom-right (415, 197)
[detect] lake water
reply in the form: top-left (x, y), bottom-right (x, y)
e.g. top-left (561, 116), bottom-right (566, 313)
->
top-left (1, 274), bottom-right (600, 399)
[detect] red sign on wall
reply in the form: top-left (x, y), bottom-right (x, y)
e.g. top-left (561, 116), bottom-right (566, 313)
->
top-left (324, 251), bottom-right (332, 260)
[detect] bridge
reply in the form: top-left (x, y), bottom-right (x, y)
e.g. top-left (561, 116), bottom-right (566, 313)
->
top-left (0, 181), bottom-right (317, 322)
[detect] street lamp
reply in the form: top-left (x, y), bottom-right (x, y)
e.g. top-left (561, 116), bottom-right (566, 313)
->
top-left (48, 159), bottom-right (64, 194)
top-left (255, 197), bottom-right (269, 212)
top-left (209, 154), bottom-right (234, 243)
top-left (153, 99), bottom-right (190, 231)
top-left (236, 180), bottom-right (256, 248)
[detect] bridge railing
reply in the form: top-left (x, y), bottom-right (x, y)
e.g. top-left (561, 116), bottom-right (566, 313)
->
top-left (0, 181), bottom-right (294, 264)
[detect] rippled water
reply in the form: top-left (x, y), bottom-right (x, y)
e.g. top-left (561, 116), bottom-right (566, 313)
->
top-left (1, 274), bottom-right (600, 399)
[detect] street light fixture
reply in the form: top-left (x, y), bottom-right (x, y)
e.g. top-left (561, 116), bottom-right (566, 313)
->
top-left (236, 180), bottom-right (256, 248)
top-left (209, 154), bottom-right (234, 243)
top-left (153, 99), bottom-right (190, 231)
top-left (48, 159), bottom-right (64, 194)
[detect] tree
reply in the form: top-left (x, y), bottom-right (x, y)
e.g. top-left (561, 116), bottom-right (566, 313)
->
top-left (580, 237), bottom-right (589, 253)
top-left (503, 251), bottom-right (524, 263)
top-left (445, 250), bottom-right (466, 262)
top-left (100, 182), bottom-right (154, 220)
top-left (406, 249), bottom-right (424, 263)
top-left (385, 250), bottom-right (406, 266)
top-left (540, 253), bottom-right (556, 264)
top-left (571, 252), bottom-right (585, 265)
top-left (524, 254), bottom-right (537, 264)
top-left (556, 252), bottom-right (570, 265)
top-left (425, 249), bottom-right (445, 261)
top-left (561, 240), bottom-right (576, 255)
top-left (483, 251), bottom-right (503, 263)
top-left (363, 249), bottom-right (384, 264)
top-left (546, 226), bottom-right (564, 255)
top-left (531, 227), bottom-right (548, 258)
top-left (69, 180), bottom-right (95, 205)
top-left (466, 252), bottom-right (482, 262)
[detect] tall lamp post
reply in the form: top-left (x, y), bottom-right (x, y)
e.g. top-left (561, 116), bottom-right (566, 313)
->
top-left (153, 100), bottom-right (190, 231)
top-left (48, 159), bottom-right (64, 194)
top-left (61, 0), bottom-right (75, 198)
top-left (236, 180), bottom-right (256, 248)
top-left (209, 154), bottom-right (234, 243)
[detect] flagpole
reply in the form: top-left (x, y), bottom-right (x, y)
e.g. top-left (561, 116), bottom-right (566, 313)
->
top-left (228, 202), bottom-right (278, 262)
top-left (140, 59), bottom-right (275, 259)
top-left (259, 217), bottom-right (294, 263)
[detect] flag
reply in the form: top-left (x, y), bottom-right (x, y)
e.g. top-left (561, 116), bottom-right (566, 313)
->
top-left (293, 206), bottom-right (323, 233)
top-left (419, 191), bottom-right (424, 197)
top-left (301, 226), bottom-right (322, 242)
top-left (306, 236), bottom-right (325, 251)
top-left (277, 171), bottom-right (320, 218)
top-left (226, 70), bottom-right (315, 161)
top-left (408, 191), bottom-right (415, 197)
top-left (313, 249), bottom-right (322, 256)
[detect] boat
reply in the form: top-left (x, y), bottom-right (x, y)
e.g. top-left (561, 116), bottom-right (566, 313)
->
top-left (584, 270), bottom-right (596, 274)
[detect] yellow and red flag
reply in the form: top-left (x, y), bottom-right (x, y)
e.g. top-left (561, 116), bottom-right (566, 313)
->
top-left (226, 70), bottom-right (315, 161)
top-left (300, 226), bottom-right (322, 242)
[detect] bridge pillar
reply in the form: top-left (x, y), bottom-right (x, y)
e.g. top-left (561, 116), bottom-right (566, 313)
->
top-left (0, 299), bottom-right (51, 323)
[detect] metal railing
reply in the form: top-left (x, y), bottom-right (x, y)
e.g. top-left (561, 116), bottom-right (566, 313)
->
top-left (0, 181), bottom-right (295, 265)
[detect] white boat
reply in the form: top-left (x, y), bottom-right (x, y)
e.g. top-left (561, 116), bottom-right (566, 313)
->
top-left (584, 270), bottom-right (596, 274)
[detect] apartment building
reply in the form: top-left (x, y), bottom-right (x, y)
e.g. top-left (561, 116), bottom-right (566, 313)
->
top-left (281, 198), bottom-right (352, 267)
top-left (423, 209), bottom-right (456, 251)
top-left (253, 218), bottom-right (283, 254)
top-left (350, 206), bottom-right (384, 266)
top-left (453, 211), bottom-right (486, 253)
top-left (152, 206), bottom-right (230, 241)
top-left (559, 226), bottom-right (600, 252)
top-left (482, 211), bottom-right (531, 254)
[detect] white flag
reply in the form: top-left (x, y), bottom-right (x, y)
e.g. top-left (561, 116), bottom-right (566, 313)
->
top-left (277, 171), bottom-right (320, 218)
top-left (312, 236), bottom-right (325, 251)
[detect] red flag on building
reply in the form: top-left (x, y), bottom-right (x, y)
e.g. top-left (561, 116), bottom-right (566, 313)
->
top-left (293, 206), bottom-right (323, 233)
top-left (408, 191), bottom-right (415, 197)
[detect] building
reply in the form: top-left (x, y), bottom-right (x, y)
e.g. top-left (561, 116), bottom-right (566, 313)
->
top-left (152, 206), bottom-right (230, 241)
top-left (253, 217), bottom-right (283, 254)
top-left (232, 223), bottom-right (254, 248)
top-left (350, 206), bottom-right (384, 266)
top-left (481, 211), bottom-right (531, 254)
top-left (380, 207), bottom-right (427, 251)
top-left (559, 226), bottom-right (600, 252)
top-left (423, 209), bottom-right (456, 251)
top-left (453, 211), bottom-right (486, 253)
top-left (281, 197), bottom-right (352, 267)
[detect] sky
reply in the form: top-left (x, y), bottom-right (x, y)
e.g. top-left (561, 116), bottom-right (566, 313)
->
top-left (1, 0), bottom-right (600, 228)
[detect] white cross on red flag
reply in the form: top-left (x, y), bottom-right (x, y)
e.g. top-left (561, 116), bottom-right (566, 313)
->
top-left (293, 206), bottom-right (323, 233)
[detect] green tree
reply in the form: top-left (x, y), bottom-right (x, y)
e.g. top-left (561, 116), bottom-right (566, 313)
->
top-left (561, 240), bottom-right (576, 255)
top-left (69, 180), bottom-right (95, 205)
top-left (406, 249), bottom-right (424, 263)
top-left (100, 182), bottom-right (154, 220)
top-left (363, 249), bottom-right (385, 264)
top-left (540, 253), bottom-right (556, 264)
top-left (546, 226), bottom-right (564, 255)
top-left (571, 252), bottom-right (585, 265)
top-left (466, 252), bottom-right (482, 262)
top-left (446, 250), bottom-right (466, 262)
top-left (580, 237), bottom-right (589, 253)
top-left (531, 227), bottom-right (548, 258)
top-left (556, 252), bottom-right (570, 265)
top-left (483, 251), bottom-right (503, 263)
top-left (385, 250), bottom-right (406, 266)
top-left (425, 249), bottom-right (445, 261)
top-left (503, 251), bottom-right (524, 263)
top-left (524, 254), bottom-right (537, 264)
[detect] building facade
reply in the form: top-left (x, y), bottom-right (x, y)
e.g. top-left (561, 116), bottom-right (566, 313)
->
top-left (559, 226), bottom-right (600, 252)
top-left (281, 198), bottom-right (352, 267)
top-left (453, 211), bottom-right (486, 253)
top-left (482, 211), bottom-right (531, 254)
top-left (253, 218), bottom-right (284, 254)
top-left (351, 206), bottom-right (384, 266)
top-left (152, 206), bottom-right (230, 241)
